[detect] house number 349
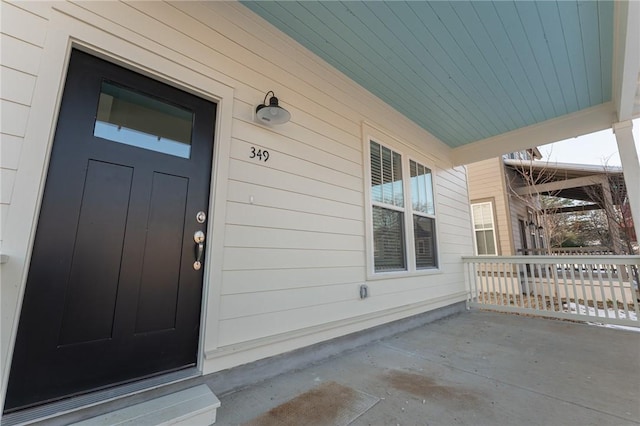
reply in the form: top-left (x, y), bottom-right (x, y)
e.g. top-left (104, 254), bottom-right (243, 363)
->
top-left (249, 147), bottom-right (269, 162)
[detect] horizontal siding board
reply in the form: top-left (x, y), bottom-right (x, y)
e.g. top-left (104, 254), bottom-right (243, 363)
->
top-left (228, 159), bottom-right (362, 206)
top-left (0, 1), bottom-right (48, 47)
top-left (232, 118), bottom-right (361, 177)
top-left (0, 168), bottom-right (16, 204)
top-left (0, 134), bottom-right (22, 170)
top-left (227, 180), bottom-right (363, 221)
top-left (229, 139), bottom-right (362, 192)
top-left (220, 283), bottom-right (357, 320)
top-left (225, 202), bottom-right (363, 236)
top-left (222, 247), bottom-right (364, 271)
top-left (5, 0), bottom-right (52, 19)
top-left (0, 66), bottom-right (37, 105)
top-left (0, 100), bottom-right (29, 137)
top-left (0, 34), bottom-right (42, 75)
top-left (218, 284), bottom-right (464, 346)
top-left (438, 213), bottom-right (476, 229)
top-left (222, 267), bottom-right (365, 295)
top-left (224, 225), bottom-right (364, 252)
top-left (232, 101), bottom-right (362, 160)
top-left (0, 203), bottom-right (8, 243)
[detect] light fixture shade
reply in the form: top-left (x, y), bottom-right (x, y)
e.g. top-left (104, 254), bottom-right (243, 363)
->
top-left (256, 93), bottom-right (290, 125)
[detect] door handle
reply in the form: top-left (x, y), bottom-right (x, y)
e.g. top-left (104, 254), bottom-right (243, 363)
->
top-left (193, 230), bottom-right (205, 270)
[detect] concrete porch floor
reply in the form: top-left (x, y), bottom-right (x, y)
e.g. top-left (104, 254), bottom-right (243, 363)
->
top-left (215, 310), bottom-right (640, 426)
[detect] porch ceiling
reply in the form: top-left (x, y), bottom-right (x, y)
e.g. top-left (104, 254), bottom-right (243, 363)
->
top-left (240, 1), bottom-right (640, 163)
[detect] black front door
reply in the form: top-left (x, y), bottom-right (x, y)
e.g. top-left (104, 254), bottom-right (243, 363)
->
top-left (6, 50), bottom-right (216, 412)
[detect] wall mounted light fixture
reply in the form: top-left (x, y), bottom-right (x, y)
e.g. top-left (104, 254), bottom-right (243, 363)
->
top-left (255, 91), bottom-right (290, 125)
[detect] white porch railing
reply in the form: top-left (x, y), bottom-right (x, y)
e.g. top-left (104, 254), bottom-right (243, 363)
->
top-left (463, 255), bottom-right (640, 327)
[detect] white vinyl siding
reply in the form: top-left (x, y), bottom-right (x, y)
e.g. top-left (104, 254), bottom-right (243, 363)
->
top-left (471, 202), bottom-right (498, 255)
top-left (0, 2), bottom-right (48, 247)
top-left (1, 0), bottom-right (474, 378)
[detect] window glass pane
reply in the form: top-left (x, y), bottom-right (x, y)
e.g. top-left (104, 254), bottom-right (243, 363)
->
top-left (414, 215), bottom-right (436, 268)
top-left (475, 230), bottom-right (496, 255)
top-left (410, 160), bottom-right (420, 211)
top-left (472, 203), bottom-right (494, 230)
top-left (410, 160), bottom-right (434, 215)
top-left (381, 146), bottom-right (393, 204)
top-left (392, 151), bottom-right (403, 207)
top-left (94, 82), bottom-right (193, 158)
top-left (370, 142), bottom-right (383, 203)
top-left (371, 141), bottom-right (403, 208)
top-left (373, 206), bottom-right (406, 272)
top-left (472, 204), bottom-right (483, 228)
top-left (475, 230), bottom-right (488, 255)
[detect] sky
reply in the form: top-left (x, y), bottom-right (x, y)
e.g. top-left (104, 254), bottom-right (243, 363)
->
top-left (539, 117), bottom-right (640, 167)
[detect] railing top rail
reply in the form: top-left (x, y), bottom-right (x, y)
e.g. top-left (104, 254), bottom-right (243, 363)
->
top-left (462, 255), bottom-right (640, 264)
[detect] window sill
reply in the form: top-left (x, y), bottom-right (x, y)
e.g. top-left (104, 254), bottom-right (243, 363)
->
top-left (366, 267), bottom-right (442, 281)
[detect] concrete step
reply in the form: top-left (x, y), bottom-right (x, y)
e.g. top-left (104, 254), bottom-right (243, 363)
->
top-left (70, 385), bottom-right (220, 426)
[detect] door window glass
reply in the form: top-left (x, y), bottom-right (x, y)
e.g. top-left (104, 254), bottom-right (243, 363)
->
top-left (94, 81), bottom-right (193, 158)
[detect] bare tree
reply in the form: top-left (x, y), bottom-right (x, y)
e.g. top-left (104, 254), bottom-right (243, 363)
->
top-left (581, 167), bottom-right (636, 255)
top-left (504, 150), bottom-right (564, 255)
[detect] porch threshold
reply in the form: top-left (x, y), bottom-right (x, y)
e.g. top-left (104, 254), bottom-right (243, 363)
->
top-left (69, 385), bottom-right (220, 426)
top-left (1, 368), bottom-right (199, 426)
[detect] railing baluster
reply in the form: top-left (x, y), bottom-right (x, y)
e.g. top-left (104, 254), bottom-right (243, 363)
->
top-left (603, 263), bottom-right (620, 320)
top-left (568, 261), bottom-right (582, 318)
top-left (475, 261), bottom-right (480, 303)
top-left (461, 255), bottom-right (639, 327)
top-left (517, 264), bottom-right (530, 309)
top-left (560, 261), bottom-right (571, 314)
top-left (585, 263), bottom-right (599, 319)
top-left (536, 262), bottom-right (547, 311)
top-left (508, 263), bottom-right (518, 308)
top-left (530, 261), bottom-right (541, 311)
top-left (596, 262), bottom-right (613, 320)
top-left (498, 262), bottom-right (505, 306)
top-left (552, 261), bottom-right (562, 313)
top-left (480, 262), bottom-right (484, 305)
top-left (490, 261), bottom-right (497, 305)
top-left (615, 263), bottom-right (632, 321)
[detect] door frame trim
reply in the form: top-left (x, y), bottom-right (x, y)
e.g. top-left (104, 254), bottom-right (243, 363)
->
top-left (1, 6), bottom-right (234, 413)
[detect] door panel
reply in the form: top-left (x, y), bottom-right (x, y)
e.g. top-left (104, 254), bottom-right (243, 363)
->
top-left (59, 160), bottom-right (134, 346)
top-left (135, 172), bottom-right (189, 333)
top-left (5, 50), bottom-right (216, 412)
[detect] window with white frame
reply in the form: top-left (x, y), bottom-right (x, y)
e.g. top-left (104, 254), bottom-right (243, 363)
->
top-left (369, 140), bottom-right (437, 273)
top-left (471, 202), bottom-right (497, 255)
top-left (410, 160), bottom-right (437, 268)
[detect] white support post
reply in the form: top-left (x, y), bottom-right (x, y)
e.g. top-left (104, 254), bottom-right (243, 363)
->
top-left (613, 121), bottom-right (640, 246)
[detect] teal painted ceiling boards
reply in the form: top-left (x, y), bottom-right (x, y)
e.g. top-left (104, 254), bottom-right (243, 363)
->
top-left (241, 1), bottom-right (614, 148)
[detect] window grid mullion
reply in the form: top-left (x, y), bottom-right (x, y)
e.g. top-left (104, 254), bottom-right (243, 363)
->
top-left (372, 200), bottom-right (405, 213)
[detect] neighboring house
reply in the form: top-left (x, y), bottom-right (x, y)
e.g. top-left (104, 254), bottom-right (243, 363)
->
top-left (0, 1), bottom-right (638, 424)
top-left (467, 151), bottom-right (633, 256)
